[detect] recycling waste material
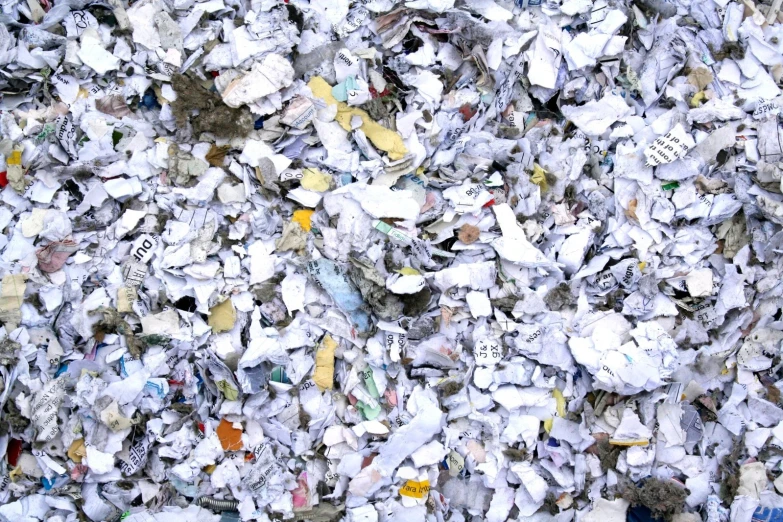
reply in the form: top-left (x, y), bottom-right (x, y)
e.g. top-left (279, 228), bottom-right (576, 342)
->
top-left (4, 0), bottom-right (783, 520)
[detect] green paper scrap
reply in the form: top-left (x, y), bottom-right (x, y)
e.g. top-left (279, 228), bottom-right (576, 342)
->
top-left (362, 367), bottom-right (380, 398)
top-left (216, 379), bottom-right (238, 401)
top-left (357, 400), bottom-right (382, 420)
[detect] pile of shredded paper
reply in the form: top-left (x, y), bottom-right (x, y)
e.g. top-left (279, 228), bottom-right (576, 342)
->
top-left (2, 0), bottom-right (783, 520)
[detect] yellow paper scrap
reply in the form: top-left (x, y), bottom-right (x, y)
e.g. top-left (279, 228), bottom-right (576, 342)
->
top-left (9, 466), bottom-right (22, 481)
top-left (117, 286), bottom-right (137, 313)
top-left (554, 388), bottom-right (566, 417)
top-left (396, 267), bottom-right (420, 276)
top-left (531, 163), bottom-right (548, 192)
top-left (7, 150), bottom-right (22, 165)
top-left (100, 401), bottom-right (134, 432)
top-left (209, 298), bottom-right (236, 333)
top-left (216, 380), bottom-right (239, 401)
top-left (67, 439), bottom-right (87, 463)
top-left (301, 168), bottom-right (332, 192)
top-left (7, 148), bottom-right (26, 193)
top-left (22, 208), bottom-right (48, 238)
top-left (400, 480), bottom-right (430, 498)
top-left (292, 209), bottom-right (315, 232)
top-left (308, 77), bottom-right (408, 160)
top-left (313, 334), bottom-right (338, 391)
top-left (7, 165), bottom-right (25, 192)
top-left (690, 91), bottom-right (706, 108)
top-left (26, 0), bottom-right (44, 22)
top-left (0, 273), bottom-right (27, 329)
top-left (545, 389), bottom-right (566, 432)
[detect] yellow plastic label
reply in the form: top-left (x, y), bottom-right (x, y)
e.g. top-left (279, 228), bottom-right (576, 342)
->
top-left (400, 480), bottom-right (430, 499)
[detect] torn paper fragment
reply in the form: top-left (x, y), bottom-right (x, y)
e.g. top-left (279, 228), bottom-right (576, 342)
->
top-left (561, 93), bottom-right (633, 136)
top-left (31, 378), bottom-right (66, 442)
top-left (644, 124), bottom-right (695, 166)
top-left (221, 54), bottom-right (295, 108)
top-left (0, 273), bottom-right (26, 329)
